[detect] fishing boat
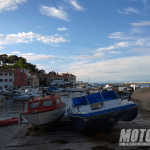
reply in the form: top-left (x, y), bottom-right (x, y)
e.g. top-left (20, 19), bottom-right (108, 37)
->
top-left (67, 90), bottom-right (138, 133)
top-left (19, 95), bottom-right (66, 126)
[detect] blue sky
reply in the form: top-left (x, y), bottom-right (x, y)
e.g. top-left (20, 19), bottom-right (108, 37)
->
top-left (0, 0), bottom-right (150, 83)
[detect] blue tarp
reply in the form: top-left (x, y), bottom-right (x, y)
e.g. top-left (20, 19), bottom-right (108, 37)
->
top-left (47, 87), bottom-right (58, 91)
top-left (101, 90), bottom-right (118, 101)
top-left (73, 96), bottom-right (87, 107)
top-left (86, 93), bottom-right (103, 104)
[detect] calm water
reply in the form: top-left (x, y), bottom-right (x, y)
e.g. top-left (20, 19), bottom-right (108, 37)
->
top-left (0, 83), bottom-right (149, 120)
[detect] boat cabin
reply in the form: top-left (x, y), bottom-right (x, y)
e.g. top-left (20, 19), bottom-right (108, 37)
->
top-left (71, 90), bottom-right (120, 113)
top-left (22, 95), bottom-right (65, 114)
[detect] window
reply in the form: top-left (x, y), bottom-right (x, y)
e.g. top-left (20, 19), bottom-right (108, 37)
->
top-left (4, 85), bottom-right (7, 89)
top-left (0, 73), bottom-right (3, 76)
top-left (43, 100), bottom-right (53, 107)
top-left (9, 79), bottom-right (12, 82)
top-left (5, 79), bottom-right (8, 82)
top-left (0, 86), bottom-right (2, 89)
top-left (35, 81), bottom-right (36, 84)
top-left (30, 102), bottom-right (40, 109)
top-left (0, 79), bottom-right (3, 82)
top-left (15, 74), bottom-right (17, 76)
top-left (64, 79), bottom-right (68, 81)
top-left (9, 73), bottom-right (12, 76)
top-left (56, 99), bottom-right (61, 105)
top-left (4, 73), bottom-right (7, 76)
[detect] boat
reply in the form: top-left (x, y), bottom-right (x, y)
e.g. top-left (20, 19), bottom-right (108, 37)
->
top-left (12, 95), bottom-right (33, 101)
top-left (0, 117), bottom-right (19, 126)
top-left (67, 90), bottom-right (138, 133)
top-left (19, 95), bottom-right (66, 126)
top-left (12, 88), bottom-right (43, 101)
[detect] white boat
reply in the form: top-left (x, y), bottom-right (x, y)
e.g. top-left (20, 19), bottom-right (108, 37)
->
top-left (67, 90), bottom-right (138, 133)
top-left (13, 88), bottom-right (43, 101)
top-left (19, 95), bottom-right (66, 126)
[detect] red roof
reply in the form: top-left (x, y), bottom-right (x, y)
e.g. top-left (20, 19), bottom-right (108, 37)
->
top-left (54, 75), bottom-right (64, 77)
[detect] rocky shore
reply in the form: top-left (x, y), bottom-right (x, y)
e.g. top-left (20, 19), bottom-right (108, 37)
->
top-left (131, 87), bottom-right (150, 112)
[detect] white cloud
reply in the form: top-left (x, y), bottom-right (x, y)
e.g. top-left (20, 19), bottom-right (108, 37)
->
top-left (133, 39), bottom-right (146, 46)
top-left (57, 27), bottom-right (68, 31)
top-left (0, 0), bottom-right (27, 13)
top-left (96, 42), bottom-right (130, 51)
top-left (62, 55), bottom-right (150, 82)
top-left (131, 21), bottom-right (150, 26)
top-left (40, 5), bottom-right (69, 21)
top-left (37, 26), bottom-right (41, 28)
top-left (12, 51), bottom-right (21, 54)
top-left (0, 32), bottom-right (68, 47)
top-left (68, 0), bottom-right (84, 11)
top-left (108, 32), bottom-right (133, 40)
top-left (118, 7), bottom-right (139, 14)
top-left (13, 52), bottom-right (56, 61)
top-left (0, 46), bottom-right (4, 49)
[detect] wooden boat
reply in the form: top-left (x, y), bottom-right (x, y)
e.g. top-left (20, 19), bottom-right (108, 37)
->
top-left (67, 90), bottom-right (138, 133)
top-left (19, 95), bottom-right (66, 126)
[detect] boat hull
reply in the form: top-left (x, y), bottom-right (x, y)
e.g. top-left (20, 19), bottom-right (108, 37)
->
top-left (70, 105), bottom-right (138, 133)
top-left (22, 104), bottom-right (66, 126)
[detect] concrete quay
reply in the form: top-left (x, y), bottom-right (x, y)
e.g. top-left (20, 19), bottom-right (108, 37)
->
top-left (0, 111), bottom-right (150, 150)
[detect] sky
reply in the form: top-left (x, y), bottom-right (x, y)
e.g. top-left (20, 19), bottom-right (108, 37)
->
top-left (0, 0), bottom-right (150, 83)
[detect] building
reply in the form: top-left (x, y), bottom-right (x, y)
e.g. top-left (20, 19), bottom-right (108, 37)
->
top-left (11, 69), bottom-right (27, 89)
top-left (0, 69), bottom-right (14, 90)
top-left (61, 73), bottom-right (76, 82)
top-left (27, 77), bottom-right (39, 88)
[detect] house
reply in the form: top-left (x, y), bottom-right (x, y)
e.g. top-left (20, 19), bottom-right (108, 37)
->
top-left (0, 69), bottom-right (14, 90)
top-left (27, 77), bottom-right (39, 88)
top-left (61, 73), bottom-right (76, 82)
top-left (11, 69), bottom-right (27, 89)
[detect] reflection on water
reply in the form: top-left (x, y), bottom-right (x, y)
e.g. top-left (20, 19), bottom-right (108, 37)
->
top-left (0, 97), bottom-right (28, 120)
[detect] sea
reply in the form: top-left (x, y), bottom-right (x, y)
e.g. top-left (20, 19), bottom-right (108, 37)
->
top-left (0, 83), bottom-right (149, 120)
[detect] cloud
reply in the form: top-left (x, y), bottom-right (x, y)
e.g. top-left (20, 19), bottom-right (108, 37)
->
top-left (67, 0), bottom-right (84, 11)
top-left (40, 5), bottom-right (69, 21)
top-left (108, 32), bottom-right (134, 40)
top-left (12, 52), bottom-right (56, 61)
top-left (57, 27), bottom-right (68, 31)
top-left (0, 0), bottom-right (27, 13)
top-left (130, 47), bottom-right (150, 54)
top-left (0, 46), bottom-right (4, 49)
top-left (61, 55), bottom-right (150, 82)
top-left (118, 7), bottom-right (139, 14)
top-left (131, 21), bottom-right (150, 26)
top-left (142, 0), bottom-right (147, 6)
top-left (12, 51), bottom-right (21, 54)
top-left (96, 42), bottom-right (130, 51)
top-left (0, 32), bottom-right (68, 47)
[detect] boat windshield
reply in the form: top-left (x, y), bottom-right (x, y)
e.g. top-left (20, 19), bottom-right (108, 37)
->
top-left (101, 91), bottom-right (118, 101)
top-left (30, 102), bottom-right (40, 109)
top-left (86, 93), bottom-right (103, 104)
top-left (73, 96), bottom-right (87, 107)
top-left (43, 100), bottom-right (53, 107)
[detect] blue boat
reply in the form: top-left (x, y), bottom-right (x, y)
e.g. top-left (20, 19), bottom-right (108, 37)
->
top-left (67, 90), bottom-right (138, 133)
